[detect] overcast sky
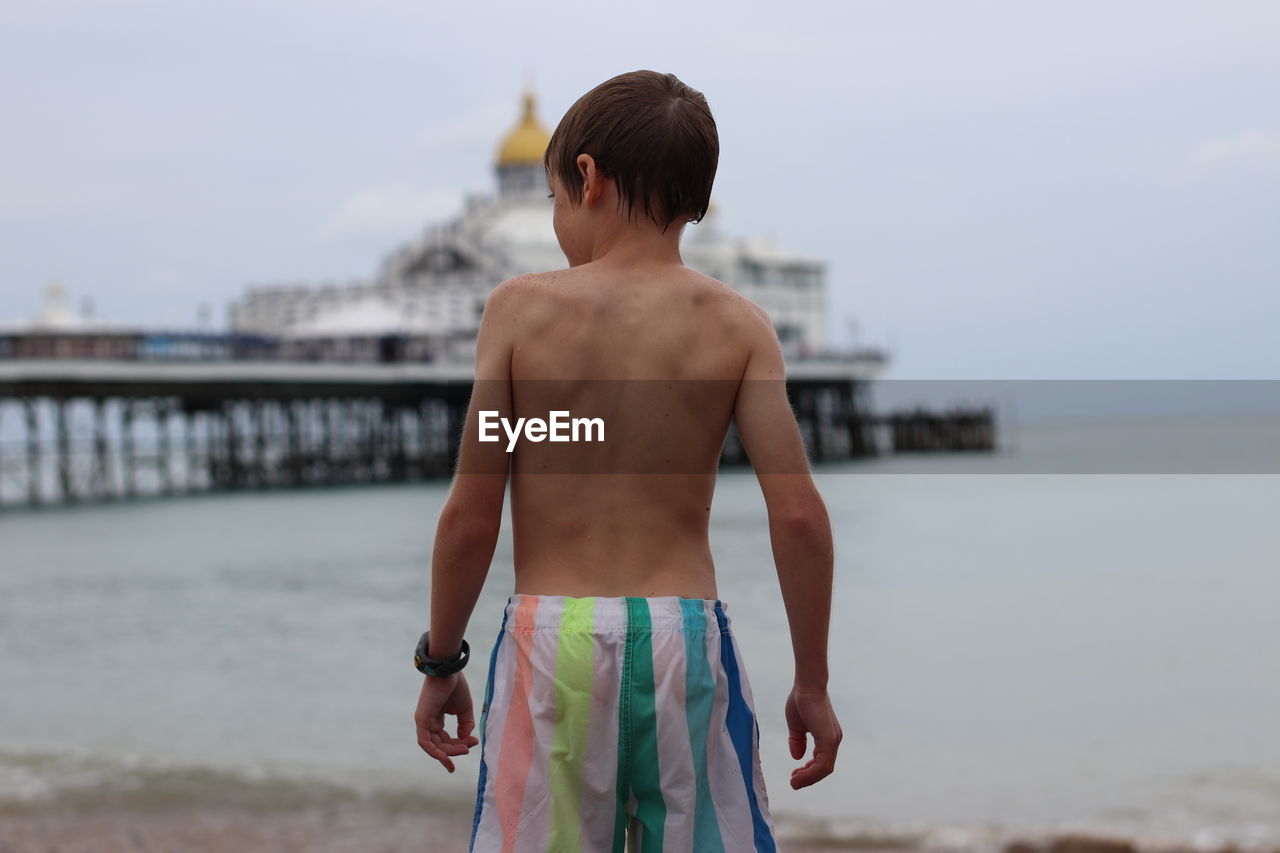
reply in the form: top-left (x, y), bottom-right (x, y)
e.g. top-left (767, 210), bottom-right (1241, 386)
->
top-left (2, 1), bottom-right (1276, 378)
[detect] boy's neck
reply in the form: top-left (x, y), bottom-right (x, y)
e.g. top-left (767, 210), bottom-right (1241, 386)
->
top-left (579, 219), bottom-right (685, 269)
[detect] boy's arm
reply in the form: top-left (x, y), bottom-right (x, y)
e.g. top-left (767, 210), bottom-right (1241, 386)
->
top-left (732, 305), bottom-right (842, 789)
top-left (426, 278), bottom-right (519, 660)
top-left (415, 278), bottom-right (518, 772)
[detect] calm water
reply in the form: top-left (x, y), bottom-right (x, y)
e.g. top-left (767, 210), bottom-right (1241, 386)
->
top-left (2, 416), bottom-right (1278, 848)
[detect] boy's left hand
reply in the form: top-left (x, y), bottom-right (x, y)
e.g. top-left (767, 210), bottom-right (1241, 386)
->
top-left (414, 672), bottom-right (479, 772)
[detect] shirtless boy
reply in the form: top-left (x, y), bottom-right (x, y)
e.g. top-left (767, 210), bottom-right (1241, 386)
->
top-left (414, 70), bottom-right (841, 852)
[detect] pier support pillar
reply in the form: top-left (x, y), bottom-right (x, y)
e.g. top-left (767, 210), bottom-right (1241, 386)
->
top-left (121, 398), bottom-right (136, 497)
top-left (92, 397), bottom-right (113, 498)
top-left (158, 398), bottom-right (174, 495)
top-left (285, 401), bottom-right (301, 486)
top-left (25, 398), bottom-right (40, 506)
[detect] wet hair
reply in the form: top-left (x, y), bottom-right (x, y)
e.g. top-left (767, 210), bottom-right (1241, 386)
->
top-left (545, 70), bottom-right (719, 231)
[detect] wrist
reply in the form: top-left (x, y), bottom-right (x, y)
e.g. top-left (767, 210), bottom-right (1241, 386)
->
top-left (414, 632), bottom-right (470, 677)
top-left (428, 639), bottom-right (462, 660)
top-left (792, 681), bottom-right (829, 696)
top-left (793, 666), bottom-right (829, 694)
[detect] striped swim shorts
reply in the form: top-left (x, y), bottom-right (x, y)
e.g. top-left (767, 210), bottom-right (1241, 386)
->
top-left (468, 594), bottom-right (777, 852)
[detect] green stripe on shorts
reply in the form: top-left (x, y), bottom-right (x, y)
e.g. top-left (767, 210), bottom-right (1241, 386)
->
top-left (548, 596), bottom-right (595, 851)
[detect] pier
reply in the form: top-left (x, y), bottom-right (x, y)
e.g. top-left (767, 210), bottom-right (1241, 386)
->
top-left (0, 356), bottom-right (994, 508)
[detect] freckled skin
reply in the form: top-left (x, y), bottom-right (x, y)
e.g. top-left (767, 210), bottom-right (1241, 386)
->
top-left (496, 260), bottom-right (763, 599)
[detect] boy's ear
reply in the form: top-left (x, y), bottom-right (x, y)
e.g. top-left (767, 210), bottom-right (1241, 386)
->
top-left (576, 154), bottom-right (599, 207)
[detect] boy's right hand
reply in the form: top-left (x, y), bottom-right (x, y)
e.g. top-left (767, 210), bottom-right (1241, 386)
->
top-left (785, 686), bottom-right (842, 789)
top-left (414, 671), bottom-right (479, 773)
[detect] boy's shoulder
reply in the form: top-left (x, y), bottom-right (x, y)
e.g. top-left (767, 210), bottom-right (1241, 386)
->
top-left (484, 270), bottom-right (558, 304)
top-left (658, 266), bottom-right (777, 343)
top-left (482, 269), bottom-right (575, 317)
top-left (474, 272), bottom-right (564, 337)
top-left (487, 266), bottom-right (771, 325)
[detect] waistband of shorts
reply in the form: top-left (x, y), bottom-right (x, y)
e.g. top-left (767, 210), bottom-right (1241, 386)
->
top-left (502, 594), bottom-right (731, 634)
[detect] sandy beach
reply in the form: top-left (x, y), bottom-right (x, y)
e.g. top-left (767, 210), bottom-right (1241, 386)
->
top-left (0, 804), bottom-right (468, 853)
top-left (5, 802), bottom-right (1278, 853)
top-left (0, 803), bottom-right (874, 853)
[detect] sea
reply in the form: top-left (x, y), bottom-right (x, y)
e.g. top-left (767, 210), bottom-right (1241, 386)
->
top-left (1, 403), bottom-right (1278, 850)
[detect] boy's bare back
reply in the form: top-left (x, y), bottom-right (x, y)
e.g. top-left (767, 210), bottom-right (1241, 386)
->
top-left (481, 260), bottom-right (779, 600)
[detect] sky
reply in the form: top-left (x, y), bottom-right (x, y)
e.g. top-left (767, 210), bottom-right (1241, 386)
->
top-left (1, 0), bottom-right (1277, 379)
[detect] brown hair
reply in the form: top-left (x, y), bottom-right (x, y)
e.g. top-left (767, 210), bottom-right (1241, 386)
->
top-left (545, 70), bottom-right (719, 231)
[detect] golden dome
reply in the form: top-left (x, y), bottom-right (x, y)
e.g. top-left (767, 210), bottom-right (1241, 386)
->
top-left (496, 89), bottom-right (551, 167)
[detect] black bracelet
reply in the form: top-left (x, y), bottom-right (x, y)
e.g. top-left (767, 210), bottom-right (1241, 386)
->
top-left (414, 631), bottom-right (470, 677)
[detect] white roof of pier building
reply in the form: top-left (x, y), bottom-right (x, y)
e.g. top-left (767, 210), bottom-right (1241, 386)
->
top-left (0, 282), bottom-right (137, 335)
top-left (279, 296), bottom-right (452, 338)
